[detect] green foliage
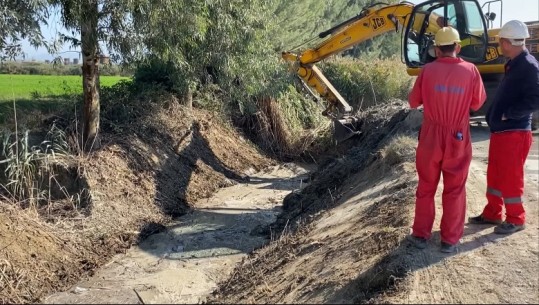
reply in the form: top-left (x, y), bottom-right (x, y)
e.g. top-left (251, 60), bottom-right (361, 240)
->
top-left (99, 80), bottom-right (176, 131)
top-left (277, 85), bottom-right (326, 132)
top-left (193, 84), bottom-right (224, 113)
top-left (320, 57), bottom-right (413, 112)
top-left (270, 0), bottom-right (365, 51)
top-left (131, 0), bottom-right (293, 116)
top-left (0, 0), bottom-right (54, 60)
top-left (0, 61), bottom-right (79, 75)
top-left (99, 80), bottom-right (142, 127)
top-left (133, 58), bottom-right (178, 92)
top-left (271, 0), bottom-right (402, 59)
top-left (345, 31), bottom-right (402, 60)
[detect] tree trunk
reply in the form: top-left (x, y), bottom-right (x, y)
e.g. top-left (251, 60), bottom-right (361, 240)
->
top-left (81, 0), bottom-right (100, 151)
top-left (184, 87), bottom-right (193, 110)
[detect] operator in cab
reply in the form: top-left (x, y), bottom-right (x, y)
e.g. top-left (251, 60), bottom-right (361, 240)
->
top-left (407, 27), bottom-right (486, 253)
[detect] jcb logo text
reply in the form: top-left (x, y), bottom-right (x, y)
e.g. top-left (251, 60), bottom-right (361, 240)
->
top-left (371, 17), bottom-right (386, 30)
top-left (485, 46), bottom-right (498, 61)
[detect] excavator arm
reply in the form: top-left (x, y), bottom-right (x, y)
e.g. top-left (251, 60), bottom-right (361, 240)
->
top-left (281, 2), bottom-right (424, 141)
top-left (283, 0), bottom-right (515, 140)
top-left (281, 1), bottom-right (450, 141)
top-left (282, 3), bottom-right (416, 120)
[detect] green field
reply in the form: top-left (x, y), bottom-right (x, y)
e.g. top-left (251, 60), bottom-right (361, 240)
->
top-left (0, 74), bottom-right (130, 100)
top-left (0, 74), bottom-right (131, 123)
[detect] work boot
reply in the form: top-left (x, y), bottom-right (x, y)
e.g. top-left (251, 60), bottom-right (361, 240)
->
top-left (407, 234), bottom-right (427, 249)
top-left (468, 214), bottom-right (503, 225)
top-left (494, 222), bottom-right (525, 234)
top-left (440, 241), bottom-right (457, 253)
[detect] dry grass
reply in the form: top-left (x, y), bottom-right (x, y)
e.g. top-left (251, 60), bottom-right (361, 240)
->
top-left (255, 97), bottom-right (293, 156)
top-left (0, 259), bottom-right (31, 304)
top-left (381, 135), bottom-right (417, 166)
top-left (252, 97), bottom-right (333, 160)
top-left (321, 57), bottom-right (413, 112)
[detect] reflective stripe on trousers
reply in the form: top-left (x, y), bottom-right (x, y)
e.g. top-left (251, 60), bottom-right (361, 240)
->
top-left (486, 187), bottom-right (523, 204)
top-left (482, 131), bottom-right (532, 225)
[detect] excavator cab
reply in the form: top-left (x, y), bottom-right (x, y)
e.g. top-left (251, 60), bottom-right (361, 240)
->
top-left (404, 0), bottom-right (489, 68)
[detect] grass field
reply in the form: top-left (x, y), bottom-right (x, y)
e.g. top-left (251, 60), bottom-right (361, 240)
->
top-left (0, 74), bottom-right (130, 124)
top-left (0, 74), bottom-right (130, 100)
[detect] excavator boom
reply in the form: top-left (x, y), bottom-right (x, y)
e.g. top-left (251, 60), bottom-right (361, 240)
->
top-left (291, 3), bottom-right (414, 65)
top-left (282, 3), bottom-right (414, 121)
top-left (283, 0), bottom-right (535, 141)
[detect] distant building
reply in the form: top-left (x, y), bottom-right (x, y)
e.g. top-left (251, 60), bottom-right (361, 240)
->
top-left (64, 58), bottom-right (70, 65)
top-left (73, 58), bottom-right (79, 65)
top-left (99, 55), bottom-right (110, 65)
top-left (45, 60), bottom-right (50, 64)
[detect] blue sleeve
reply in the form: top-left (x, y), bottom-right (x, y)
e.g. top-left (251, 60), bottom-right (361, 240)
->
top-left (505, 62), bottom-right (539, 120)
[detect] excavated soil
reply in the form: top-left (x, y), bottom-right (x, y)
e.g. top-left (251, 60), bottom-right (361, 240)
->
top-left (0, 103), bottom-right (273, 304)
top-left (208, 105), bottom-right (538, 304)
top-left (209, 102), bottom-right (422, 304)
top-left (2, 98), bottom-right (538, 304)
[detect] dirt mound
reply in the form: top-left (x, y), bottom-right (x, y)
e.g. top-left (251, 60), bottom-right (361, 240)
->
top-left (0, 102), bottom-right (272, 303)
top-left (208, 102), bottom-right (423, 303)
top-left (0, 206), bottom-right (79, 304)
top-left (276, 102), bottom-right (415, 231)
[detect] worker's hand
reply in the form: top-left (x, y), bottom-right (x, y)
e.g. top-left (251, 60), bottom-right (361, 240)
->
top-left (501, 114), bottom-right (508, 121)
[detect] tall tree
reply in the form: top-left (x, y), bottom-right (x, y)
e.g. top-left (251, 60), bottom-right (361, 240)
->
top-left (80, 0), bottom-right (99, 149)
top-left (135, 0), bottom-right (282, 113)
top-left (51, 0), bottom-right (145, 150)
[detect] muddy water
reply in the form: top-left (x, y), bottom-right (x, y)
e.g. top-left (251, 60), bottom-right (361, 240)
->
top-left (43, 163), bottom-right (312, 304)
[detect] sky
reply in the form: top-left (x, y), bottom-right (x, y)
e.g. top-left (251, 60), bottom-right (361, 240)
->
top-left (19, 0), bottom-right (539, 61)
top-left (407, 0), bottom-right (538, 25)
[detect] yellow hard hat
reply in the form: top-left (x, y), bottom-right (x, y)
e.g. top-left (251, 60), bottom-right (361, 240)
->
top-left (434, 27), bottom-right (461, 46)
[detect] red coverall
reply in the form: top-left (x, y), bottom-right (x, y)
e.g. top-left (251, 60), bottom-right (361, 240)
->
top-left (409, 57), bottom-right (486, 245)
top-left (480, 50), bottom-right (539, 226)
top-left (482, 132), bottom-right (532, 225)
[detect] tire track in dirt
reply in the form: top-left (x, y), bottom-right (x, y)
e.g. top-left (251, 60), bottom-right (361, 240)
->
top-left (388, 126), bottom-right (539, 304)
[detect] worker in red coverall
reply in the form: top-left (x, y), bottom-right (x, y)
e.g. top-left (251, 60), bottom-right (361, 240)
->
top-left (407, 27), bottom-right (486, 253)
top-left (469, 20), bottom-right (539, 234)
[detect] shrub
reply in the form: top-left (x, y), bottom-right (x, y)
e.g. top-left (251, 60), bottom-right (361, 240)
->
top-left (0, 124), bottom-right (70, 206)
top-left (133, 59), bottom-right (178, 92)
top-left (320, 56), bottom-right (413, 113)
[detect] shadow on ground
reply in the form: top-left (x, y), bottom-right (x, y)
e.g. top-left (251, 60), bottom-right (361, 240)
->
top-left (329, 224), bottom-right (509, 303)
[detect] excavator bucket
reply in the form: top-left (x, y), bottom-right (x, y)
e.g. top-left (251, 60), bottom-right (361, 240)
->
top-left (333, 118), bottom-right (361, 143)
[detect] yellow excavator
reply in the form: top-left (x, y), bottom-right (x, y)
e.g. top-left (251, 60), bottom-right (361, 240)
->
top-left (282, 0), bottom-right (539, 141)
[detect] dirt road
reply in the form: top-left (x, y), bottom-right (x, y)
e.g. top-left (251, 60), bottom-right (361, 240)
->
top-left (42, 163), bottom-right (312, 304)
top-left (386, 125), bottom-right (539, 304)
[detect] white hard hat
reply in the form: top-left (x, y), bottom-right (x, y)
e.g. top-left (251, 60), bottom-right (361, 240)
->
top-left (434, 27), bottom-right (461, 46)
top-left (498, 20), bottom-right (530, 39)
